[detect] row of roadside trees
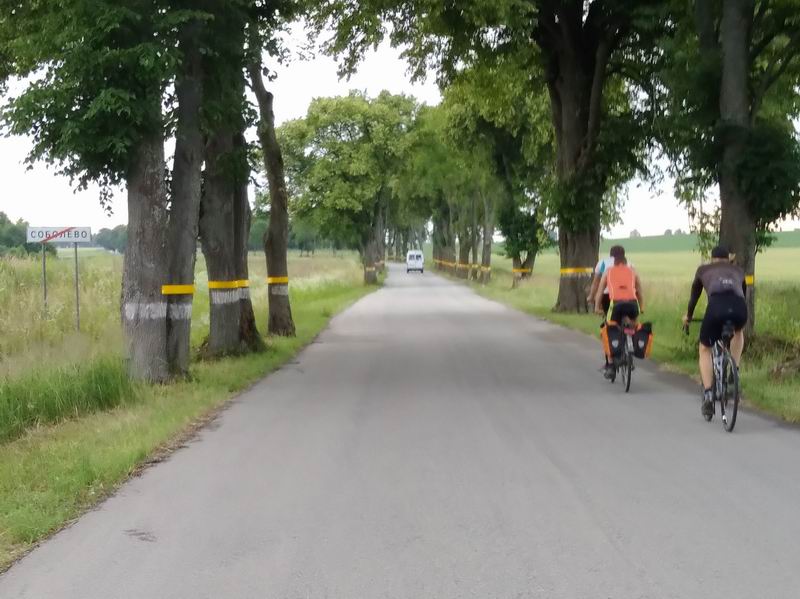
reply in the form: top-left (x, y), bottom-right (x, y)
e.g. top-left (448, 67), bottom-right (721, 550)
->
top-left (311, 0), bottom-right (800, 331)
top-left (2, 1), bottom-right (799, 385)
top-left (1, 1), bottom-right (303, 382)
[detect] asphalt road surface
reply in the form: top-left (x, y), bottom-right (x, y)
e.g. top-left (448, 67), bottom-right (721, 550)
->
top-left (2, 264), bottom-right (799, 599)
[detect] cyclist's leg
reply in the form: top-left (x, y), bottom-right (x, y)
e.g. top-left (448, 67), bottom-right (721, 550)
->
top-left (698, 304), bottom-right (721, 391)
top-left (698, 343), bottom-right (714, 389)
top-left (727, 295), bottom-right (748, 366)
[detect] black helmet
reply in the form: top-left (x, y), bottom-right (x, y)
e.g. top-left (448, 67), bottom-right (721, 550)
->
top-left (711, 245), bottom-right (730, 259)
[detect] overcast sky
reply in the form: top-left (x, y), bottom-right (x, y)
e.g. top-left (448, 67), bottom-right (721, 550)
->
top-left (1, 30), bottom-right (797, 239)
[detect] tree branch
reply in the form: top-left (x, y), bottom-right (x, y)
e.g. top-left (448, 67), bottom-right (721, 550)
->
top-left (695, 0), bottom-right (719, 51)
top-left (752, 29), bottom-right (800, 117)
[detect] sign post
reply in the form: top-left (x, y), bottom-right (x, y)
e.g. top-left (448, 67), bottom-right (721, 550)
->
top-left (74, 243), bottom-right (81, 331)
top-left (41, 243), bottom-right (48, 314)
top-left (27, 227), bottom-right (92, 330)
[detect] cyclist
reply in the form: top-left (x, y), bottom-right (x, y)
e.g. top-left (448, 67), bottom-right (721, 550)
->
top-left (594, 246), bottom-right (645, 377)
top-left (682, 245), bottom-right (748, 417)
top-left (587, 246), bottom-right (624, 315)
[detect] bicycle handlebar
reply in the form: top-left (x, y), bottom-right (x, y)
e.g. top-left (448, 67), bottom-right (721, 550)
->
top-left (682, 318), bottom-right (703, 335)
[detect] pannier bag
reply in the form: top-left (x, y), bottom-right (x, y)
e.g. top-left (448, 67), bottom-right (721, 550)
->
top-left (601, 321), bottom-right (625, 359)
top-left (633, 322), bottom-right (654, 359)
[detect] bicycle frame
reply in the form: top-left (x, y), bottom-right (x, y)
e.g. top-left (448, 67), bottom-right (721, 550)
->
top-left (684, 319), bottom-right (740, 431)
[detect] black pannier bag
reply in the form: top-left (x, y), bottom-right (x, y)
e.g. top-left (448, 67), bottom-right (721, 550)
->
top-left (601, 321), bottom-right (625, 359)
top-left (633, 322), bottom-right (654, 359)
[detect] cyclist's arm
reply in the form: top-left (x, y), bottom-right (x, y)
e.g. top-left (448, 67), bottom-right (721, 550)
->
top-left (635, 273), bottom-right (644, 312)
top-left (594, 272), bottom-right (609, 307)
top-left (686, 275), bottom-right (703, 319)
top-left (588, 274), bottom-right (601, 302)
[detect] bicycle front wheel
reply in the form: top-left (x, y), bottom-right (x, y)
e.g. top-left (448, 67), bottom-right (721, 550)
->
top-left (720, 353), bottom-right (740, 432)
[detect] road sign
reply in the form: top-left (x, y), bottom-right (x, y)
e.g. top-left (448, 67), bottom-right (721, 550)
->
top-left (27, 226), bottom-right (92, 332)
top-left (26, 226), bottom-right (92, 244)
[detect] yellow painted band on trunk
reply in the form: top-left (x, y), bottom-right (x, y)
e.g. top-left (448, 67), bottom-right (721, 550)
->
top-left (365, 267), bottom-right (376, 272)
top-left (267, 276), bottom-right (289, 284)
top-left (560, 267), bottom-right (594, 275)
top-left (745, 275), bottom-right (755, 286)
top-left (208, 280), bottom-right (249, 289)
top-left (481, 266), bottom-right (492, 272)
top-left (512, 268), bottom-right (532, 274)
top-left (161, 284), bottom-right (195, 295)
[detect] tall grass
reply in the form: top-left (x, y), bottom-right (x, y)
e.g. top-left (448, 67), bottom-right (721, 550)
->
top-left (0, 359), bottom-right (137, 443)
top-left (0, 250), bottom-right (364, 373)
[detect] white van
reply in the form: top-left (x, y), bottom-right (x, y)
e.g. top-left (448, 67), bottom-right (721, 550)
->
top-left (406, 250), bottom-right (424, 273)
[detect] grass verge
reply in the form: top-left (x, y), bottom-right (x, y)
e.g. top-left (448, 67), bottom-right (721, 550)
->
top-left (0, 279), bottom-right (374, 570)
top-left (442, 253), bottom-right (800, 424)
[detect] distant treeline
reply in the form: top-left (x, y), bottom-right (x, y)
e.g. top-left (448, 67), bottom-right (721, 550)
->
top-left (96, 216), bottom-right (329, 255)
top-left (0, 212), bottom-right (55, 257)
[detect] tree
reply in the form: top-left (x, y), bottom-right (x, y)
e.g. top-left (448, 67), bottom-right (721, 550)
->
top-left (95, 225), bottom-right (128, 253)
top-left (196, 3), bottom-right (269, 355)
top-left (313, 0), bottom-right (665, 311)
top-left (442, 58), bottom-right (557, 285)
top-left (2, 1), bottom-right (215, 381)
top-left (0, 213), bottom-right (52, 256)
top-left (660, 0), bottom-right (800, 334)
top-left (664, 229), bottom-right (673, 236)
top-left (630, 229), bottom-right (642, 238)
top-left (280, 92), bottom-right (417, 284)
top-left (290, 216), bottom-right (318, 256)
top-left (250, 60), bottom-right (296, 336)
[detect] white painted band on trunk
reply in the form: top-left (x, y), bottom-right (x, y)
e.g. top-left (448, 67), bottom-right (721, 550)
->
top-left (210, 288), bottom-right (250, 305)
top-left (168, 302), bottom-right (193, 321)
top-left (270, 284), bottom-right (289, 296)
top-left (124, 302), bottom-right (167, 321)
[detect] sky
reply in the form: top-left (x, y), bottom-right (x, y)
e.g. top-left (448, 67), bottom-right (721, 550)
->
top-left (0, 30), bottom-right (797, 239)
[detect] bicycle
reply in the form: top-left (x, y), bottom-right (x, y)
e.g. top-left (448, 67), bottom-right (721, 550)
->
top-left (683, 318), bottom-right (740, 432)
top-left (604, 315), bottom-right (637, 393)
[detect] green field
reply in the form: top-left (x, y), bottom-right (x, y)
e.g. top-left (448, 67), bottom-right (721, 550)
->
top-left (0, 250), bottom-right (374, 569)
top-left (601, 229), bottom-right (800, 253)
top-left (467, 240), bottom-right (800, 422)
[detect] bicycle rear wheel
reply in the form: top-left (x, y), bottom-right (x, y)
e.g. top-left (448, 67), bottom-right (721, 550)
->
top-left (621, 351), bottom-right (633, 393)
top-left (719, 353), bottom-right (740, 432)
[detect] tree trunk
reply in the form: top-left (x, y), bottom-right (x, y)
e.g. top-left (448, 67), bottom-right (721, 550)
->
top-left (249, 62), bottom-right (295, 336)
top-left (457, 228), bottom-right (471, 280)
top-left (199, 126), bottom-right (263, 356)
top-left (376, 201), bottom-right (386, 273)
top-left (470, 194), bottom-right (479, 280)
top-left (536, 8), bottom-right (618, 311)
top-left (480, 193), bottom-right (494, 284)
top-left (363, 240), bottom-right (379, 284)
top-left (233, 133), bottom-right (262, 350)
top-left (166, 21), bottom-right (205, 376)
top-left (511, 254), bottom-right (522, 289)
top-left (719, 0), bottom-right (756, 335)
top-left (122, 132), bottom-right (170, 383)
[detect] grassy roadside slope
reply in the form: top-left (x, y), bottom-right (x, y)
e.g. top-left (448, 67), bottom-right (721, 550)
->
top-left (447, 247), bottom-right (800, 423)
top-left (0, 254), bottom-right (376, 570)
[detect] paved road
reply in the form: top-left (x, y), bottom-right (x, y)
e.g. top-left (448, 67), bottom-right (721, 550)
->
top-left (3, 264), bottom-right (800, 598)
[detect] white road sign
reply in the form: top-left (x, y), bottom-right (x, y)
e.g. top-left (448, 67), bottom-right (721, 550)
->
top-left (27, 226), bottom-right (92, 244)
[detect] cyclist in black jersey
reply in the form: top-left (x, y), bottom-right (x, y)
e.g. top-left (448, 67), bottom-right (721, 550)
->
top-left (682, 245), bottom-right (748, 417)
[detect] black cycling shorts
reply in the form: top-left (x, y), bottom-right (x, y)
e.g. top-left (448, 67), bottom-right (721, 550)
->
top-left (699, 293), bottom-right (747, 347)
top-left (610, 301), bottom-right (639, 324)
top-left (601, 294), bottom-right (611, 315)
